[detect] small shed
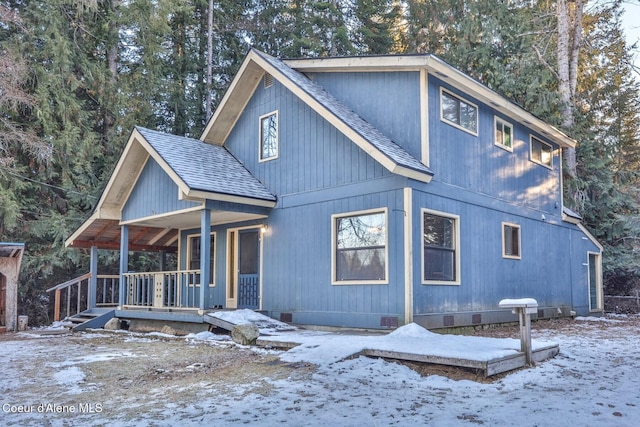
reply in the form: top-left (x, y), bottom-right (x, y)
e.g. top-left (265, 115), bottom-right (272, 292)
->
top-left (0, 243), bottom-right (25, 332)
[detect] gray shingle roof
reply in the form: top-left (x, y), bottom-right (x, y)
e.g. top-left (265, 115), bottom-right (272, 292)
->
top-left (253, 49), bottom-right (433, 177)
top-left (135, 127), bottom-right (276, 202)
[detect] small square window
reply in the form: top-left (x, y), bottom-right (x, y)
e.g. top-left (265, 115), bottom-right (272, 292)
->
top-left (259, 111), bottom-right (278, 161)
top-left (440, 88), bottom-right (478, 135)
top-left (495, 117), bottom-right (513, 151)
top-left (502, 222), bottom-right (521, 259)
top-left (530, 136), bottom-right (553, 168)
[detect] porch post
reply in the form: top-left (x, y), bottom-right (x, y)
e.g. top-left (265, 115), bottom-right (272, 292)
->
top-left (199, 208), bottom-right (211, 312)
top-left (118, 224), bottom-right (129, 308)
top-left (88, 245), bottom-right (98, 310)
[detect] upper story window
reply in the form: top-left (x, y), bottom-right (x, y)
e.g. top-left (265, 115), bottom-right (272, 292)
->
top-left (530, 135), bottom-right (553, 168)
top-left (259, 111), bottom-right (278, 161)
top-left (440, 88), bottom-right (478, 135)
top-left (333, 209), bottom-right (388, 284)
top-left (494, 117), bottom-right (513, 151)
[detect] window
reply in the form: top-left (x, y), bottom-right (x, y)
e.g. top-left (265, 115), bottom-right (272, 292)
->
top-left (502, 222), bottom-right (521, 259)
top-left (440, 88), bottom-right (478, 135)
top-left (530, 136), bottom-right (553, 168)
top-left (422, 210), bottom-right (459, 284)
top-left (333, 209), bottom-right (387, 283)
top-left (259, 111), bottom-right (278, 161)
top-left (187, 233), bottom-right (216, 286)
top-left (495, 117), bottom-right (513, 151)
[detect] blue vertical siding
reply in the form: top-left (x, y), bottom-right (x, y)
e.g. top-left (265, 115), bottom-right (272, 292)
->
top-left (427, 77), bottom-right (562, 217)
top-left (410, 186), bottom-right (599, 316)
top-left (309, 71), bottom-right (423, 162)
top-left (224, 78), bottom-right (390, 198)
top-left (122, 158), bottom-right (199, 221)
top-left (259, 186), bottom-right (407, 328)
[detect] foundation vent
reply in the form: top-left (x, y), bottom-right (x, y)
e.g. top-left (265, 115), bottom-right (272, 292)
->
top-left (279, 312), bottom-right (292, 323)
top-left (380, 317), bottom-right (398, 328)
top-left (443, 315), bottom-right (455, 327)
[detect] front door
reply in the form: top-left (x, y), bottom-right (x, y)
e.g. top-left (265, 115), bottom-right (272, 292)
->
top-left (238, 230), bottom-right (260, 309)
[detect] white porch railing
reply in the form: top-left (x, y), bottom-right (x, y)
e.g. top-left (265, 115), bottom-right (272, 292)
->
top-left (123, 270), bottom-right (201, 309)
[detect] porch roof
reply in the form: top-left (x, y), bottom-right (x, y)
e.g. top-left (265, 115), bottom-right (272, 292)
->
top-left (0, 242), bottom-right (25, 258)
top-left (66, 127), bottom-right (275, 252)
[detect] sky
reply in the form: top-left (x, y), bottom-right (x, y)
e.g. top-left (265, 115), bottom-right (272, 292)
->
top-left (621, 1), bottom-right (640, 69)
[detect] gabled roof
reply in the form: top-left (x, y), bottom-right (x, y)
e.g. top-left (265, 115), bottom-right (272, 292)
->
top-left (135, 127), bottom-right (276, 204)
top-left (201, 49), bottom-right (434, 183)
top-left (65, 127), bottom-right (275, 250)
top-left (284, 54), bottom-right (577, 149)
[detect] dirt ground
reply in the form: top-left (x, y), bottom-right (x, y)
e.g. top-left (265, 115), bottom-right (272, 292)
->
top-left (2, 315), bottom-right (638, 425)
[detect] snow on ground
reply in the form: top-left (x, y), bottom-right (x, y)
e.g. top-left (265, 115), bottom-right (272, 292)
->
top-left (1, 314), bottom-right (639, 426)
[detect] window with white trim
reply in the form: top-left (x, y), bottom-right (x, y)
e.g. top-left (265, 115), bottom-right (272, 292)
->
top-left (259, 111), bottom-right (278, 161)
top-left (187, 233), bottom-right (216, 286)
top-left (530, 136), bottom-right (553, 168)
top-left (333, 209), bottom-right (387, 283)
top-left (495, 117), bottom-right (513, 151)
top-left (502, 222), bottom-right (521, 259)
top-left (422, 209), bottom-right (459, 283)
top-left (440, 88), bottom-right (478, 135)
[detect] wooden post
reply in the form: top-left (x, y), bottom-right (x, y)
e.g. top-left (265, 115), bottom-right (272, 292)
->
top-left (54, 289), bottom-right (61, 322)
top-left (499, 298), bottom-right (538, 366)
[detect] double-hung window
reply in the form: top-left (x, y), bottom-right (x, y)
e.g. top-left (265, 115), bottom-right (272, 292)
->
top-left (422, 209), bottom-right (459, 284)
top-left (259, 111), bottom-right (278, 161)
top-left (495, 117), bottom-right (513, 151)
top-left (440, 88), bottom-right (478, 135)
top-left (333, 209), bottom-right (387, 284)
top-left (530, 136), bottom-right (553, 168)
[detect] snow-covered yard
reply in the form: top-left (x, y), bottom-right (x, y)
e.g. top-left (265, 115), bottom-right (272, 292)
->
top-left (1, 314), bottom-right (639, 426)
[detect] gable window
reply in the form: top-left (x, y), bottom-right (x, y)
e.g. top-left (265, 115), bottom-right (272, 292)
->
top-left (333, 209), bottom-right (387, 284)
top-left (502, 222), bottom-right (521, 259)
top-left (440, 88), bottom-right (478, 135)
top-left (259, 111), bottom-right (278, 161)
top-left (187, 233), bottom-right (216, 286)
top-left (530, 136), bottom-right (553, 168)
top-left (495, 117), bottom-right (513, 151)
top-left (422, 209), bottom-right (459, 284)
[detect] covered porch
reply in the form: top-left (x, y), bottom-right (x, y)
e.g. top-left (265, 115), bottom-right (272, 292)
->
top-left (60, 127), bottom-right (276, 324)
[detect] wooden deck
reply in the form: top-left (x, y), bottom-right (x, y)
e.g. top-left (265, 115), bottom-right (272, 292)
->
top-left (356, 344), bottom-right (559, 377)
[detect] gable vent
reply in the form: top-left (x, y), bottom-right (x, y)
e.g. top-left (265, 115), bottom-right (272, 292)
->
top-left (264, 73), bottom-right (274, 88)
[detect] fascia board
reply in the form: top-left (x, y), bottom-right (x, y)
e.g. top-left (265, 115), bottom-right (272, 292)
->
top-left (200, 53), bottom-right (264, 145)
top-left (286, 54), bottom-right (577, 149)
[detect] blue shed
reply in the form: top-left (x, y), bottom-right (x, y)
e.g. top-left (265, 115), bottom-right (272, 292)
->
top-left (65, 49), bottom-right (603, 330)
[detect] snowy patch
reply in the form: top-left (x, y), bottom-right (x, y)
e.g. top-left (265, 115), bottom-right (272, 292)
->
top-left (53, 366), bottom-right (85, 395)
top-left (207, 309), bottom-right (297, 335)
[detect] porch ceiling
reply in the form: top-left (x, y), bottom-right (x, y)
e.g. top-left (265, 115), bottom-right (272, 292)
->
top-left (67, 210), bottom-right (266, 252)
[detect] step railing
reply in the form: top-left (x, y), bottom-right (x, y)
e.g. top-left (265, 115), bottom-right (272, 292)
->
top-left (46, 273), bottom-right (120, 321)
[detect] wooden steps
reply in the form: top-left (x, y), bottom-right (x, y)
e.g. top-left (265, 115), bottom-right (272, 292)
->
top-left (66, 309), bottom-right (116, 332)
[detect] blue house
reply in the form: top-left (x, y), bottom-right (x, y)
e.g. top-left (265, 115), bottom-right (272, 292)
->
top-left (65, 49), bottom-right (603, 331)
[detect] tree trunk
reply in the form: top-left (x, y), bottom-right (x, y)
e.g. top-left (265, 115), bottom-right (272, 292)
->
top-left (206, 0), bottom-right (214, 121)
top-left (556, 0), bottom-right (584, 177)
